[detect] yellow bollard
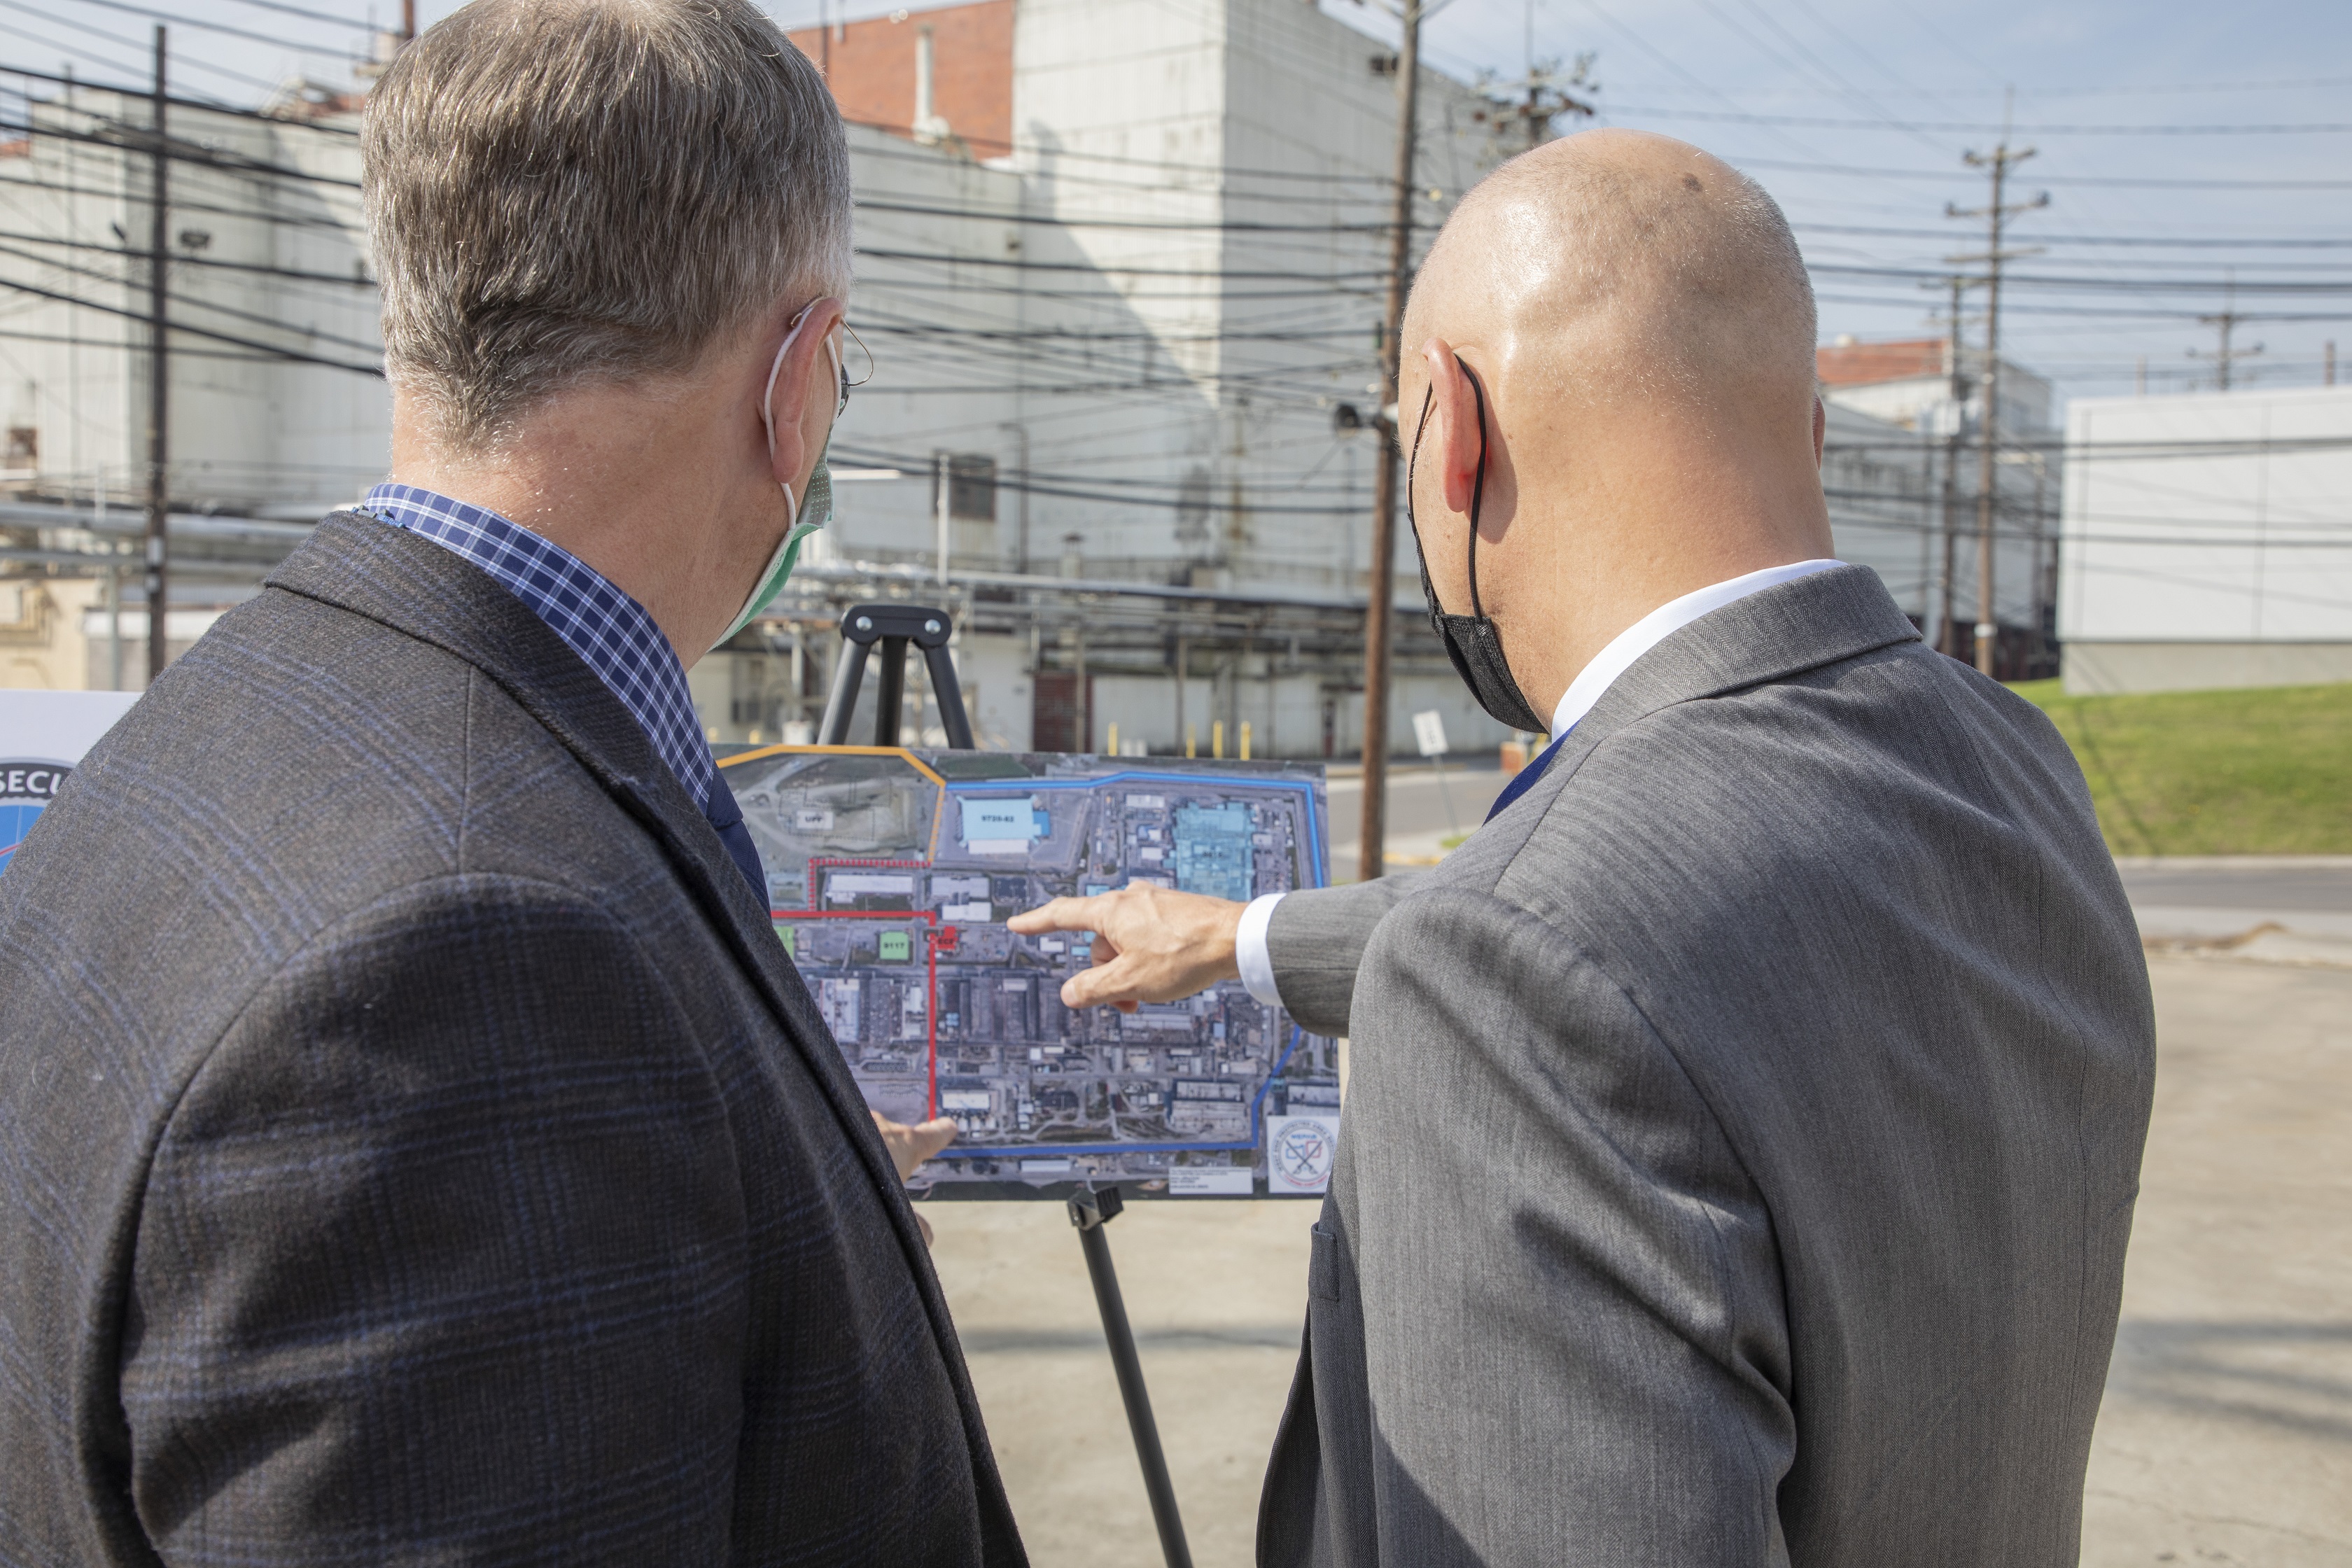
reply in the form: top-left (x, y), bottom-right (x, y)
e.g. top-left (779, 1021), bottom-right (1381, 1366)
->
top-left (1107, 720), bottom-right (1119, 757)
top-left (1186, 724), bottom-right (1197, 759)
top-left (1212, 720), bottom-right (1224, 760)
top-left (1240, 720), bottom-right (1252, 761)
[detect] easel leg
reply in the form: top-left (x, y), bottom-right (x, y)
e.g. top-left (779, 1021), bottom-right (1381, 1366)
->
top-left (1070, 1187), bottom-right (1192, 1568)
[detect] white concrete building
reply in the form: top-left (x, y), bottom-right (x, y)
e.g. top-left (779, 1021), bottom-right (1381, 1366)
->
top-left (4, 0), bottom-right (1544, 757)
top-left (2059, 384), bottom-right (2352, 694)
top-left (1817, 335), bottom-right (2060, 676)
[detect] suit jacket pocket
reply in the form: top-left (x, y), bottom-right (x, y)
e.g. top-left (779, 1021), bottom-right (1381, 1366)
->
top-left (1309, 1222), bottom-right (1343, 1302)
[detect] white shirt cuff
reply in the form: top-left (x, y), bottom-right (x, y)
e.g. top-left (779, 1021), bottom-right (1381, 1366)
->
top-left (1236, 892), bottom-right (1287, 1009)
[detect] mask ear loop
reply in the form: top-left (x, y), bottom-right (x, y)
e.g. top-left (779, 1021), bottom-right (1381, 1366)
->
top-left (760, 301), bottom-right (822, 511)
top-left (1455, 354), bottom-right (1492, 620)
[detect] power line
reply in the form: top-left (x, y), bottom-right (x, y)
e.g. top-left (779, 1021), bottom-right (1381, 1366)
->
top-left (214, 0), bottom-right (372, 31)
top-left (0, 227), bottom-right (375, 286)
top-left (1794, 221), bottom-right (2352, 250)
top-left (1730, 154), bottom-right (2352, 192)
top-left (1605, 104), bottom-right (2352, 135)
top-left (0, 3), bottom-right (262, 101)
top-left (0, 273), bottom-right (383, 374)
top-left (0, 109), bottom-right (364, 188)
top-left (1, 59), bottom-right (360, 133)
top-left (0, 238), bottom-right (384, 354)
top-left (0, 323), bottom-right (346, 367)
top-left (1807, 261), bottom-right (2352, 295)
top-left (0, 169), bottom-right (357, 231)
top-left (32, 0), bottom-right (365, 51)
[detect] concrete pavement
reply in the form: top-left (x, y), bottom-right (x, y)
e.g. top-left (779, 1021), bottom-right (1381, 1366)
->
top-left (2078, 955), bottom-right (2352, 1567)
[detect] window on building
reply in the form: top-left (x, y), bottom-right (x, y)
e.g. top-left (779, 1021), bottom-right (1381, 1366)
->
top-left (4, 427), bottom-right (35, 470)
top-left (943, 454), bottom-right (996, 522)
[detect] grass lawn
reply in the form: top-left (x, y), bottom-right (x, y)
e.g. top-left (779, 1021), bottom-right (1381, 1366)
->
top-left (2008, 679), bottom-right (2352, 857)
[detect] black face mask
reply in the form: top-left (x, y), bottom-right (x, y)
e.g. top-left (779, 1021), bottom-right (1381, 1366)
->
top-left (1404, 356), bottom-right (1550, 735)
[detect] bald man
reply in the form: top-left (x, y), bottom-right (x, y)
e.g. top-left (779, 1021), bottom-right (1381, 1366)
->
top-left (1011, 131), bottom-right (2151, 1567)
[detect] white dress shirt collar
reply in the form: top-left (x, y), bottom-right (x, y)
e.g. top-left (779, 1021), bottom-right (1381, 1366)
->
top-left (1547, 559), bottom-right (1844, 738)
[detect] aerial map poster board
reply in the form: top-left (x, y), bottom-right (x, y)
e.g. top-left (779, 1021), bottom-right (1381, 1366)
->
top-left (0, 690), bottom-right (139, 878)
top-left (718, 744), bottom-right (1338, 1200)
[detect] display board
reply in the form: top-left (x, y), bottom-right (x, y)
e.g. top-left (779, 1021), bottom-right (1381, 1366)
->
top-left (0, 690), bottom-right (139, 877)
top-left (718, 744), bottom-right (1338, 1200)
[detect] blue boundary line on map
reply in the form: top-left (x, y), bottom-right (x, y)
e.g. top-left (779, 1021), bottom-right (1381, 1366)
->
top-left (951, 1025), bottom-right (1307, 1160)
top-left (937, 768), bottom-right (1330, 1161)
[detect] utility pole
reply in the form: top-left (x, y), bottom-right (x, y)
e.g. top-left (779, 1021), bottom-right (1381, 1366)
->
top-left (144, 25), bottom-right (169, 685)
top-left (1934, 274), bottom-right (1971, 658)
top-left (2189, 274), bottom-right (2262, 391)
top-left (1359, 0), bottom-right (1422, 882)
top-left (933, 450), bottom-right (951, 584)
top-left (1947, 126), bottom-right (2047, 679)
top-left (1480, 4), bottom-right (1595, 153)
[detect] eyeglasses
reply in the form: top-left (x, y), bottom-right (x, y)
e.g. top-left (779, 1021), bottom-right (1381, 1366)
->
top-left (836, 323), bottom-right (874, 418)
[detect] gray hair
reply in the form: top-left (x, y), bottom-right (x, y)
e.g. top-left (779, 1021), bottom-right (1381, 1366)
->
top-left (364, 0), bottom-right (852, 449)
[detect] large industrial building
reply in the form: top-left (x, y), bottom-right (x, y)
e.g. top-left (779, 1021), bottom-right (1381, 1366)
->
top-left (3, 0), bottom-right (2072, 743)
top-left (1816, 334), bottom-right (2061, 679)
top-left (2059, 384), bottom-right (2352, 694)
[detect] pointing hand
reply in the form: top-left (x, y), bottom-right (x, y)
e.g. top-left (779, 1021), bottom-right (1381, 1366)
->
top-left (1007, 884), bottom-right (1246, 1012)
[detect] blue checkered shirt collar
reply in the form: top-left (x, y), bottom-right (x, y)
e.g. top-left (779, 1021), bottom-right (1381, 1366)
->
top-left (360, 483), bottom-right (717, 814)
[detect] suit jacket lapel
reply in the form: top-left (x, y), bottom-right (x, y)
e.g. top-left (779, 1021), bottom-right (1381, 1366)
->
top-left (265, 514), bottom-right (926, 1250)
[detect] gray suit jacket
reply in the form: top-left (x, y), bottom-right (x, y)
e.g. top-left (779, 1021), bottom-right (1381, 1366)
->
top-left (1256, 566), bottom-right (2153, 1567)
top-left (0, 514), bottom-right (1025, 1566)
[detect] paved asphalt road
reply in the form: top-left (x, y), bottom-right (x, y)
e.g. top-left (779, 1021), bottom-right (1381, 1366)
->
top-left (2115, 858), bottom-right (2352, 914)
top-left (1323, 766), bottom-right (2350, 918)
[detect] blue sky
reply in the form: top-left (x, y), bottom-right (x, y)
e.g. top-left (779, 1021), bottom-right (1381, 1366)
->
top-left (8, 0), bottom-right (2346, 412)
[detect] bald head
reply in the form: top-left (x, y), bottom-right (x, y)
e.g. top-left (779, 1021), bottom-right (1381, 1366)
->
top-left (1404, 129), bottom-right (1816, 414)
top-left (1395, 130), bottom-right (1835, 726)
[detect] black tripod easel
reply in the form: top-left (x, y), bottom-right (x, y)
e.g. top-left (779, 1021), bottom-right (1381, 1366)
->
top-left (816, 602), bottom-right (975, 748)
top-left (816, 603), bottom-right (1192, 1568)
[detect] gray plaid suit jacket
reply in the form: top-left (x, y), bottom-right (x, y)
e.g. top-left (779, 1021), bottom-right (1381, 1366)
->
top-left (1256, 566), bottom-right (2155, 1567)
top-left (0, 514), bottom-right (1026, 1567)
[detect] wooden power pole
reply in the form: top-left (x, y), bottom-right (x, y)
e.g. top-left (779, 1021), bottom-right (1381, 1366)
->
top-left (1947, 134), bottom-right (2045, 679)
top-left (1359, 0), bottom-right (1422, 882)
top-left (2190, 275), bottom-right (2264, 391)
top-left (1935, 274), bottom-right (1969, 658)
top-left (144, 24), bottom-right (169, 684)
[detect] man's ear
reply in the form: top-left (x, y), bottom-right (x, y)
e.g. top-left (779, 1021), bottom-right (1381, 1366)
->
top-left (1812, 395), bottom-right (1827, 468)
top-left (764, 297), bottom-right (846, 489)
top-left (1420, 340), bottom-right (1484, 515)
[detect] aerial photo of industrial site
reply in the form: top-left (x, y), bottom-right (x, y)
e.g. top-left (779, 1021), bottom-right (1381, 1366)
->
top-left (716, 746), bottom-right (1340, 1198)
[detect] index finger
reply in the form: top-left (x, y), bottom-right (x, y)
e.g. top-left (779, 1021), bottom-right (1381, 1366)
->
top-left (1006, 895), bottom-right (1109, 935)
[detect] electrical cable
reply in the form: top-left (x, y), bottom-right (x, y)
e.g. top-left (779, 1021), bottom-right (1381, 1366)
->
top-left (0, 237), bottom-right (384, 354)
top-left (1604, 104), bottom-right (2352, 135)
top-left (1, 60), bottom-right (361, 133)
top-left (1730, 153), bottom-right (2352, 192)
top-left (0, 272), bottom-right (383, 372)
top-left (34, 0), bottom-right (365, 52)
top-left (216, 0), bottom-right (371, 30)
top-left (0, 227), bottom-right (375, 287)
top-left (0, 170), bottom-right (358, 232)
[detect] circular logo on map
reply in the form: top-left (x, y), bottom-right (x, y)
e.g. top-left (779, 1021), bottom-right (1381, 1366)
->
top-left (1270, 1115), bottom-right (1337, 1193)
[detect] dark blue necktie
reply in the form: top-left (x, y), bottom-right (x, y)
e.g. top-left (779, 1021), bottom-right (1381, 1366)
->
top-left (703, 774), bottom-right (769, 905)
top-left (1483, 729), bottom-right (1571, 824)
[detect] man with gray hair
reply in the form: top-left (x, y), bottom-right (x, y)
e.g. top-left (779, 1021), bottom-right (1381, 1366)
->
top-left (1015, 130), bottom-right (2152, 1564)
top-left (0, 2), bottom-right (1023, 1562)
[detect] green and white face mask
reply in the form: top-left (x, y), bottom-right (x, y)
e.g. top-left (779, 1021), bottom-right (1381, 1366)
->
top-left (715, 302), bottom-right (840, 649)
